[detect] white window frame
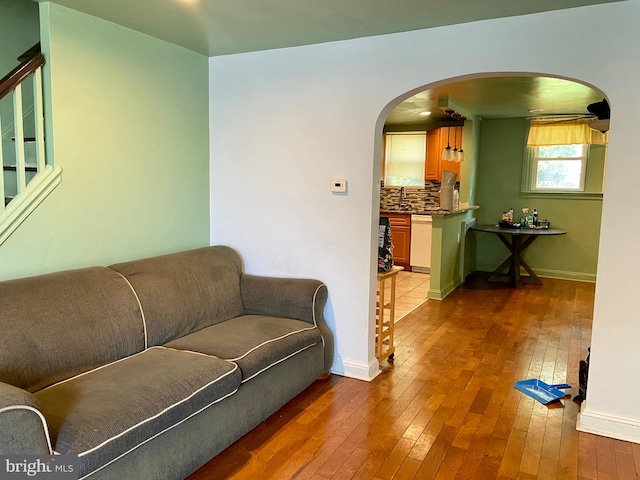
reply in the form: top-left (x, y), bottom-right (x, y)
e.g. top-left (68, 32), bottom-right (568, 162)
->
top-left (530, 144), bottom-right (587, 192)
top-left (384, 132), bottom-right (426, 187)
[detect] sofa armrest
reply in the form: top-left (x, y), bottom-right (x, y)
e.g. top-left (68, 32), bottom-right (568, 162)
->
top-left (240, 275), bottom-right (334, 374)
top-left (0, 382), bottom-right (51, 454)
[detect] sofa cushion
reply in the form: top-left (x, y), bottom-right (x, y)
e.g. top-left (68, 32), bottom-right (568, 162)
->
top-left (34, 347), bottom-right (240, 478)
top-left (0, 267), bottom-right (145, 393)
top-left (165, 315), bottom-right (322, 382)
top-left (110, 246), bottom-right (246, 346)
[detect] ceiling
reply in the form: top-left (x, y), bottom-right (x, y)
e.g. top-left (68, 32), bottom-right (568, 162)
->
top-left (36, 0), bottom-right (625, 57)
top-left (35, 0), bottom-right (617, 126)
top-left (385, 76), bottom-right (607, 128)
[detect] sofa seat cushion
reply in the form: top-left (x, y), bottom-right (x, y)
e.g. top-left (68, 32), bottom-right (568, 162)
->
top-left (33, 347), bottom-right (240, 478)
top-left (165, 315), bottom-right (322, 382)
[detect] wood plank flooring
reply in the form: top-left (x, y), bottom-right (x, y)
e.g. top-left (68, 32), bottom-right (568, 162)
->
top-left (188, 276), bottom-right (640, 479)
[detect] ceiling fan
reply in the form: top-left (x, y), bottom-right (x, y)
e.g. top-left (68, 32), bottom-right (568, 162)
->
top-left (531, 99), bottom-right (610, 132)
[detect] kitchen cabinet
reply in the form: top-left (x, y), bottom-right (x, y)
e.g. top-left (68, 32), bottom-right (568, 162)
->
top-left (380, 213), bottom-right (411, 269)
top-left (425, 127), bottom-right (462, 182)
top-left (425, 129), bottom-right (440, 181)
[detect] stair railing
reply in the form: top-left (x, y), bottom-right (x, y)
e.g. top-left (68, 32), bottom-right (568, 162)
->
top-left (0, 43), bottom-right (61, 245)
top-left (0, 44), bottom-right (46, 211)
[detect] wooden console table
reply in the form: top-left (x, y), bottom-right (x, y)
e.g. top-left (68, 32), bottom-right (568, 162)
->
top-left (376, 265), bottom-right (403, 362)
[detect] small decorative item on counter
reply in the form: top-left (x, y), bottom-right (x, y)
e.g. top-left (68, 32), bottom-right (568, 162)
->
top-left (499, 220), bottom-right (522, 228)
top-left (532, 208), bottom-right (538, 227)
top-left (378, 217), bottom-right (394, 272)
top-left (538, 219), bottom-right (551, 229)
top-left (499, 207), bottom-right (520, 228)
top-left (521, 208), bottom-right (529, 227)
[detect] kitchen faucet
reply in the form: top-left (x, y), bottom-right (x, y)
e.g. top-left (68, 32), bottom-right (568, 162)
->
top-left (399, 187), bottom-right (409, 210)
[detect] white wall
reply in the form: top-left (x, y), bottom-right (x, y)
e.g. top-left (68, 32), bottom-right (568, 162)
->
top-left (209, 1), bottom-right (640, 440)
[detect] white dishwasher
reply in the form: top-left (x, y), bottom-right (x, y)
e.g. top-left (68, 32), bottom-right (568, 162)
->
top-left (410, 215), bottom-right (432, 273)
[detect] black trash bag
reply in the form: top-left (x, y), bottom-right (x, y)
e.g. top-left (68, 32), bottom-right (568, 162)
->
top-left (378, 217), bottom-right (393, 272)
top-left (575, 347), bottom-right (590, 403)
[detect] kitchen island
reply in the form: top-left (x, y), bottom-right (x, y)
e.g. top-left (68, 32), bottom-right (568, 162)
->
top-left (380, 205), bottom-right (479, 300)
top-left (380, 205), bottom-right (479, 216)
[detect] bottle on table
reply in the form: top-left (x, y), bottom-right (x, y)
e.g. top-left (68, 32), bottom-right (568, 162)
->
top-left (532, 209), bottom-right (538, 227)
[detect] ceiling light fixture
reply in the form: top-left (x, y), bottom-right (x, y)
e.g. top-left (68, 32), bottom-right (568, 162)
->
top-left (441, 109), bottom-right (466, 162)
top-left (442, 126), bottom-right (454, 160)
top-left (457, 128), bottom-right (465, 162)
top-left (452, 125), bottom-right (459, 160)
top-left (419, 111), bottom-right (432, 116)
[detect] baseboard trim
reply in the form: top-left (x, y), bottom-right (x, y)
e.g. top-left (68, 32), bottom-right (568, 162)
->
top-left (331, 357), bottom-right (381, 382)
top-left (428, 281), bottom-right (456, 301)
top-left (475, 263), bottom-right (596, 283)
top-left (411, 266), bottom-right (430, 274)
top-left (532, 268), bottom-right (596, 283)
top-left (577, 406), bottom-right (640, 444)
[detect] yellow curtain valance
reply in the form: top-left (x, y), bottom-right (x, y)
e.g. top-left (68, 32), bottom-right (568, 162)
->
top-left (527, 119), bottom-right (608, 146)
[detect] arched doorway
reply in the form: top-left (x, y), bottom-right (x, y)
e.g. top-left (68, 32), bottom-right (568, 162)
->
top-left (372, 72), bottom-right (609, 368)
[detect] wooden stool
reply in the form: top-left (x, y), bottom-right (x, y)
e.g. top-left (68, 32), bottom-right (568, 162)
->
top-left (376, 265), bottom-right (403, 362)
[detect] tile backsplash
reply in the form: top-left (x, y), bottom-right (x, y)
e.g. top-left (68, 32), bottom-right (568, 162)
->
top-left (380, 181), bottom-right (458, 210)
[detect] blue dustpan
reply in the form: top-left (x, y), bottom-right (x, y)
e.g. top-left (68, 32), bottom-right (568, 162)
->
top-left (514, 379), bottom-right (571, 405)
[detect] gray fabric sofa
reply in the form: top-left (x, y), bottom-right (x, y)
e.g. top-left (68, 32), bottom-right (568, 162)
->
top-left (0, 246), bottom-right (333, 479)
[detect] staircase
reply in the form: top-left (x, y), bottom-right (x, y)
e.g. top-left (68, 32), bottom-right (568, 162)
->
top-left (0, 43), bottom-right (61, 245)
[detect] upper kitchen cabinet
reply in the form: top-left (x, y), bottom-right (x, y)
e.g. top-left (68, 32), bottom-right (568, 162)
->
top-left (425, 129), bottom-right (441, 181)
top-left (425, 127), bottom-right (462, 182)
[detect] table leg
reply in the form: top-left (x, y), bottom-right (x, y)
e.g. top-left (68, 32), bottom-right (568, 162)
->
top-left (377, 278), bottom-right (385, 360)
top-left (389, 274), bottom-right (396, 361)
top-left (515, 236), bottom-right (542, 285)
top-left (486, 233), bottom-right (542, 288)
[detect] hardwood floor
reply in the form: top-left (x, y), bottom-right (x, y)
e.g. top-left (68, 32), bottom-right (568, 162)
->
top-left (188, 277), bottom-right (640, 479)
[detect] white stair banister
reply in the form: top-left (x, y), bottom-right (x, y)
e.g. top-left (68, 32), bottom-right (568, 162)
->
top-left (0, 113), bottom-right (4, 213)
top-left (13, 82), bottom-right (26, 193)
top-left (33, 68), bottom-right (46, 173)
top-left (0, 44), bottom-right (62, 245)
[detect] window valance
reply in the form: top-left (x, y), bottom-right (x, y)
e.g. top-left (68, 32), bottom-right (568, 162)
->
top-left (527, 119), bottom-right (608, 146)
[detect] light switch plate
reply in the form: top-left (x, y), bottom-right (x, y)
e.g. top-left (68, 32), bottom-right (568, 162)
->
top-left (330, 179), bottom-right (347, 193)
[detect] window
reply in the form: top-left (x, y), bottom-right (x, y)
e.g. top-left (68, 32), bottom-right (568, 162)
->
top-left (531, 144), bottom-right (587, 191)
top-left (523, 119), bottom-right (607, 196)
top-left (384, 133), bottom-right (425, 187)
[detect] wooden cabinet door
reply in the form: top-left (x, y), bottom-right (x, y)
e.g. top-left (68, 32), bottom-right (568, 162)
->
top-left (425, 129), bottom-right (441, 182)
top-left (390, 226), bottom-right (410, 268)
top-left (381, 214), bottom-right (411, 269)
top-left (426, 127), bottom-right (461, 182)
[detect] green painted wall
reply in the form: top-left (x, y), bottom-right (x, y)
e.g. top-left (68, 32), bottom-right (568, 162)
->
top-left (428, 210), bottom-right (476, 300)
top-left (1, 0), bottom-right (40, 171)
top-left (0, 0), bottom-right (39, 75)
top-left (0, 3), bottom-right (210, 281)
top-left (474, 118), bottom-right (602, 281)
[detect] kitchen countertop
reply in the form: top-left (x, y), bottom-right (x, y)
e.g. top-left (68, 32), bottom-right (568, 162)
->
top-left (380, 205), bottom-right (479, 216)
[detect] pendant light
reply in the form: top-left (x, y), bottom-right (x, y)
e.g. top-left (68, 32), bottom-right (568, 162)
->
top-left (452, 126), bottom-right (459, 162)
top-left (457, 127), bottom-right (466, 162)
top-left (441, 124), bottom-right (454, 160)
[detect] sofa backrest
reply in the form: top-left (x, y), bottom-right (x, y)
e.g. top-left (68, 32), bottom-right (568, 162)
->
top-left (0, 267), bottom-right (145, 393)
top-left (110, 246), bottom-right (245, 346)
